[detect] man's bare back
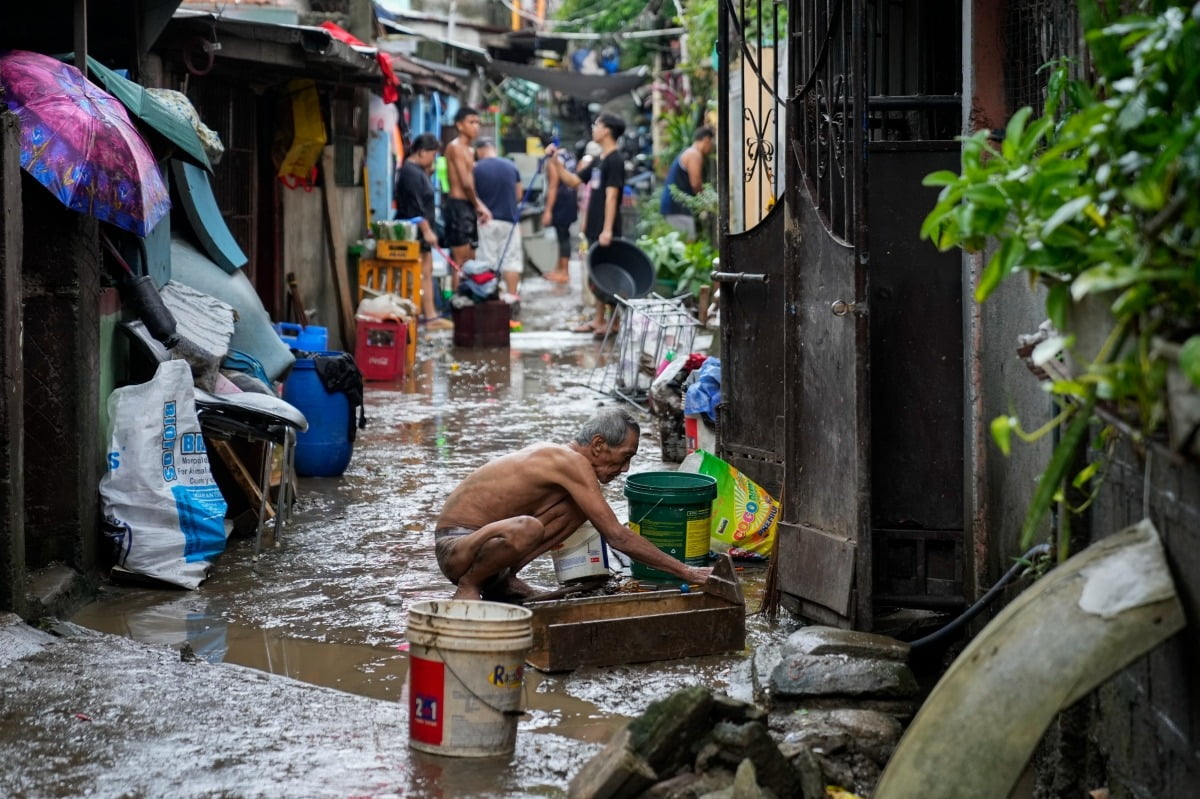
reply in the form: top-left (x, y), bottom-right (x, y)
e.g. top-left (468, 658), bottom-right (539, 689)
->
top-left (437, 443), bottom-right (594, 547)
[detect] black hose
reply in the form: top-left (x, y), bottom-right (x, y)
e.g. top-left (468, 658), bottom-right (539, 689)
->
top-left (909, 543), bottom-right (1052, 651)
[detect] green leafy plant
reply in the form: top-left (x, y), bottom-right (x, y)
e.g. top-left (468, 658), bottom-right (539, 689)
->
top-left (921, 1), bottom-right (1200, 556)
top-left (636, 229), bottom-right (713, 300)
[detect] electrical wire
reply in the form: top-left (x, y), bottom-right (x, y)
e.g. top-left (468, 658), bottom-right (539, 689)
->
top-left (909, 543), bottom-right (1052, 651)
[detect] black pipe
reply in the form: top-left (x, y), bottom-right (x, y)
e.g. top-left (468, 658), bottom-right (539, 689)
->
top-left (910, 543), bottom-right (1052, 651)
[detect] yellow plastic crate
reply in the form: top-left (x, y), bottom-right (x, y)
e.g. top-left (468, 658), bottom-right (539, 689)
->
top-left (376, 240), bottom-right (420, 261)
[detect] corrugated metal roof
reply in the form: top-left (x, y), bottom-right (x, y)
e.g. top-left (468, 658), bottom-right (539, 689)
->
top-left (168, 9), bottom-right (381, 79)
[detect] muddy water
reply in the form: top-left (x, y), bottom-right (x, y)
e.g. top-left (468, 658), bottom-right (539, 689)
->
top-left (73, 280), bottom-right (796, 796)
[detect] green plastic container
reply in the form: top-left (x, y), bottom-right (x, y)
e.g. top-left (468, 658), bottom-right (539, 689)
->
top-left (624, 471), bottom-right (717, 582)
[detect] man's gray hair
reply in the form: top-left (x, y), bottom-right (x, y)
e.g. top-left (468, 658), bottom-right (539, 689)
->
top-left (574, 407), bottom-right (640, 446)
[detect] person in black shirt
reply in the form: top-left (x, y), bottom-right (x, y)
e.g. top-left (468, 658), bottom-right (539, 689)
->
top-left (394, 133), bottom-right (451, 329)
top-left (546, 113), bottom-right (627, 335)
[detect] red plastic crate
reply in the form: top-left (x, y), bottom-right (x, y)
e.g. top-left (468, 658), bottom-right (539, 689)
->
top-left (356, 319), bottom-right (407, 381)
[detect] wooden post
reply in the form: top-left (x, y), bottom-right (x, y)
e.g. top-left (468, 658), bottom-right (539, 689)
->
top-left (0, 113), bottom-right (26, 615)
top-left (321, 146), bottom-right (357, 351)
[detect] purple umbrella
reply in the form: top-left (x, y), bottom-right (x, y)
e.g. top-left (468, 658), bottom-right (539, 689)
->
top-left (0, 50), bottom-right (170, 237)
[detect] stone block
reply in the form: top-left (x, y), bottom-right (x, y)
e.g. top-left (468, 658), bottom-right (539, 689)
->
top-left (770, 653), bottom-right (919, 699)
top-left (782, 626), bottom-right (911, 662)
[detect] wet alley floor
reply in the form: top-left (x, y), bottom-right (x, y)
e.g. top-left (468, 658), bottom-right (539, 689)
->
top-left (6, 274), bottom-right (798, 798)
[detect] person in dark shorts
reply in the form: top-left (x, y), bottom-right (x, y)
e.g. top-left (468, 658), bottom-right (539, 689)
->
top-left (393, 133), bottom-right (451, 329)
top-left (546, 112), bottom-right (627, 335)
top-left (443, 106), bottom-right (492, 270)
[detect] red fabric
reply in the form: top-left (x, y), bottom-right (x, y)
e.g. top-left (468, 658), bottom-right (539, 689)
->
top-left (319, 21), bottom-right (400, 104)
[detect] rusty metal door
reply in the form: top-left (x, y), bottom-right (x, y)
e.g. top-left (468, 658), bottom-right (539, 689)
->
top-left (773, 0), bottom-right (871, 628)
top-left (715, 0), bottom-right (787, 496)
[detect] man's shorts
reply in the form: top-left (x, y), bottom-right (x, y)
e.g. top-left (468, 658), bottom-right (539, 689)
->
top-left (434, 526), bottom-right (476, 574)
top-left (477, 220), bottom-right (523, 275)
top-left (434, 525), bottom-right (513, 595)
top-left (442, 198), bottom-right (478, 249)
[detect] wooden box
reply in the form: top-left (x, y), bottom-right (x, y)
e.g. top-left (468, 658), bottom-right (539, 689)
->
top-left (376, 239), bottom-right (420, 260)
top-left (452, 300), bottom-right (511, 348)
top-left (525, 555), bottom-right (746, 672)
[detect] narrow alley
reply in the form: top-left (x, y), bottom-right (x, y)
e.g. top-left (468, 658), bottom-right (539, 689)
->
top-left (0, 275), bottom-right (788, 798)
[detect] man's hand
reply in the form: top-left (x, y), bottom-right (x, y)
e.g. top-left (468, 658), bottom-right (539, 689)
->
top-left (541, 209), bottom-right (552, 227)
top-left (422, 228), bottom-right (438, 247)
top-left (544, 143), bottom-right (558, 158)
top-left (477, 204), bottom-right (493, 225)
top-left (599, 230), bottom-right (613, 247)
top-left (688, 566), bottom-right (714, 585)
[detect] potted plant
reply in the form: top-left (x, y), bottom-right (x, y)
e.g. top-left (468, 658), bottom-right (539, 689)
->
top-left (921, 0), bottom-right (1200, 556)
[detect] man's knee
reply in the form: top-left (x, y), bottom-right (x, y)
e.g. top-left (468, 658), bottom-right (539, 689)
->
top-left (509, 515), bottom-right (544, 548)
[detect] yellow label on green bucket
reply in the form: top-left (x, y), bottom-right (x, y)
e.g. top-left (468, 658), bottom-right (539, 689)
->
top-left (686, 517), bottom-right (710, 559)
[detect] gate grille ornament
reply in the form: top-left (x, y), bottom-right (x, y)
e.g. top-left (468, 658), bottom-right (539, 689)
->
top-left (718, 0), bottom-right (785, 233)
top-left (744, 106), bottom-right (775, 184)
top-left (791, 0), bottom-right (861, 244)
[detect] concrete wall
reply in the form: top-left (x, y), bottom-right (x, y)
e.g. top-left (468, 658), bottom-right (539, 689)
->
top-left (963, 0), bottom-right (1056, 600)
top-left (281, 183), bottom-right (366, 353)
top-left (1034, 439), bottom-right (1200, 795)
top-left (21, 180), bottom-right (102, 581)
top-left (0, 114), bottom-right (26, 616)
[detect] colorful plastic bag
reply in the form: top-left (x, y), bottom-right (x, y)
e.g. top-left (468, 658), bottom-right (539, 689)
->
top-left (680, 449), bottom-right (779, 559)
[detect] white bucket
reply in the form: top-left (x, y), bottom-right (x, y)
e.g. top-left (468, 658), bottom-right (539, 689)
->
top-left (549, 527), bottom-right (610, 584)
top-left (406, 599), bottom-right (533, 757)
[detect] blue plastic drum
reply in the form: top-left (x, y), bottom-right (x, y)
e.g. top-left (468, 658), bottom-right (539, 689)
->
top-left (284, 353), bottom-right (353, 477)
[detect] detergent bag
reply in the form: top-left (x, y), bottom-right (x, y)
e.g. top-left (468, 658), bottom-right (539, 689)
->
top-left (100, 360), bottom-right (229, 588)
top-left (680, 449), bottom-right (779, 559)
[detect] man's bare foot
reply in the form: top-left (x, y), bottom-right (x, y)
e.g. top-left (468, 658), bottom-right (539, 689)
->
top-left (481, 576), bottom-right (540, 604)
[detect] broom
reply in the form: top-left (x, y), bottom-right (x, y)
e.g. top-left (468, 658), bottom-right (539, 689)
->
top-left (754, 485), bottom-right (784, 620)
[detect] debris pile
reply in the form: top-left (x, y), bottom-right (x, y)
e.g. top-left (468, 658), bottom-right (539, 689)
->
top-left (569, 626), bottom-right (919, 798)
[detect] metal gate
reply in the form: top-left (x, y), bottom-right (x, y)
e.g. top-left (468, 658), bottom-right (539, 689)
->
top-left (715, 0), bottom-right (788, 497)
top-left (720, 0), bottom-right (965, 630)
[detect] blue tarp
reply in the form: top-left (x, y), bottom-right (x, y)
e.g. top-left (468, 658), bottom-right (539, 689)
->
top-left (684, 357), bottom-right (721, 423)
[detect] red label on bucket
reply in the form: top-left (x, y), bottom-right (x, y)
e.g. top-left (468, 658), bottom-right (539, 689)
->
top-left (409, 656), bottom-right (444, 745)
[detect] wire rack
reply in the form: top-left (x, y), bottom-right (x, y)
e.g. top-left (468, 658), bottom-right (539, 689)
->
top-left (588, 295), bottom-right (701, 409)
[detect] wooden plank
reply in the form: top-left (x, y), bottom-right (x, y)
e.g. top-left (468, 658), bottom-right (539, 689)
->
top-left (321, 146), bottom-right (356, 350)
top-left (208, 439), bottom-right (273, 520)
top-left (777, 521), bottom-right (855, 618)
top-left (528, 606), bottom-right (745, 672)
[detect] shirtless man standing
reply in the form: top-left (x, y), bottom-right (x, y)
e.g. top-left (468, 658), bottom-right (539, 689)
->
top-left (434, 407), bottom-right (712, 600)
top-left (444, 106), bottom-right (492, 272)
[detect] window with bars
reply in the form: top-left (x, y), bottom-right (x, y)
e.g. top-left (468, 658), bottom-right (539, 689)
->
top-left (1004, 0), bottom-right (1087, 116)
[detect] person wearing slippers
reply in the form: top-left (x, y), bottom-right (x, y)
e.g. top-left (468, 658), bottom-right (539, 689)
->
top-left (393, 133), bottom-right (451, 330)
top-left (546, 113), bottom-right (627, 335)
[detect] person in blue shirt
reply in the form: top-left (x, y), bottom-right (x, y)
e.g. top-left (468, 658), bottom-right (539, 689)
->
top-left (473, 139), bottom-right (524, 300)
top-left (659, 126), bottom-right (714, 240)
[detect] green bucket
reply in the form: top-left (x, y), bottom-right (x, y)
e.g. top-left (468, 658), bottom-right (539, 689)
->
top-left (624, 471), bottom-right (717, 581)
